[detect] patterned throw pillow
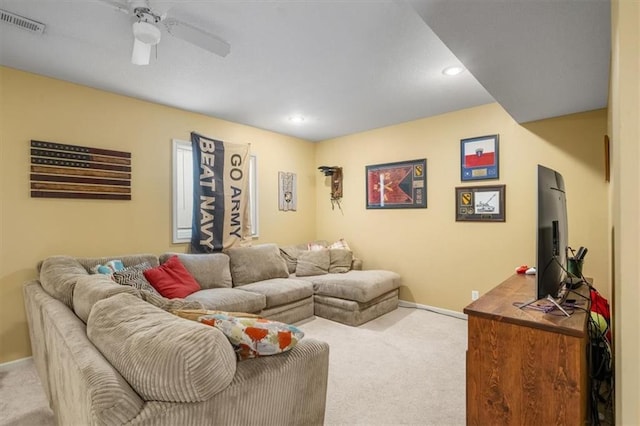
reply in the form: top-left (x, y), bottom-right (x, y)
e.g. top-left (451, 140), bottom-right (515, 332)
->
top-left (112, 262), bottom-right (160, 296)
top-left (199, 314), bottom-right (304, 361)
top-left (91, 260), bottom-right (125, 275)
top-left (329, 238), bottom-right (351, 251)
top-left (307, 242), bottom-right (327, 251)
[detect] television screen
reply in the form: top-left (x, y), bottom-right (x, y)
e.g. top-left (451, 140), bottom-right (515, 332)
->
top-left (536, 165), bottom-right (568, 300)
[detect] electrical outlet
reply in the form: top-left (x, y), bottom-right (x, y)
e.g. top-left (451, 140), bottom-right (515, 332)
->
top-left (471, 290), bottom-right (479, 301)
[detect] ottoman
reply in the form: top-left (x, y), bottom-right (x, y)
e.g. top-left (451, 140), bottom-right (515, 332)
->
top-left (297, 270), bottom-right (401, 326)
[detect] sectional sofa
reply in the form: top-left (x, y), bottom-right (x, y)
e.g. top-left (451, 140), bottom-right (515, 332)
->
top-left (23, 242), bottom-right (400, 425)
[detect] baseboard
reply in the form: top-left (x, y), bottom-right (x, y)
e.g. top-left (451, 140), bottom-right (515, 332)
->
top-left (0, 356), bottom-right (33, 372)
top-left (398, 300), bottom-right (467, 320)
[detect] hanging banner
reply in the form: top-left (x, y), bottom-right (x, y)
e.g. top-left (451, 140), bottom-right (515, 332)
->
top-left (190, 132), bottom-right (251, 253)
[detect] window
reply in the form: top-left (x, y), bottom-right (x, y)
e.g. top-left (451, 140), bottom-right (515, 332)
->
top-left (172, 139), bottom-right (258, 244)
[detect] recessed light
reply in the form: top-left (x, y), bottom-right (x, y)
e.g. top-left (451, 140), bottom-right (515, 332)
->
top-left (288, 115), bottom-right (305, 124)
top-left (442, 66), bottom-right (464, 76)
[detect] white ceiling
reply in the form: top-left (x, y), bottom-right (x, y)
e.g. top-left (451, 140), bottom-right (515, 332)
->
top-left (0, 0), bottom-right (610, 142)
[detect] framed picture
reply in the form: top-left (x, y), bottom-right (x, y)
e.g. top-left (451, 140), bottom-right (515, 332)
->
top-left (455, 185), bottom-right (505, 222)
top-left (366, 159), bottom-right (426, 209)
top-left (278, 171), bottom-right (297, 211)
top-left (461, 134), bottom-right (499, 181)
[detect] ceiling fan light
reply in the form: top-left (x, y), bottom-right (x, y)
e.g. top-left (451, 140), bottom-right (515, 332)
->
top-left (131, 38), bottom-right (151, 65)
top-left (132, 21), bottom-right (161, 45)
top-left (442, 66), bottom-right (464, 76)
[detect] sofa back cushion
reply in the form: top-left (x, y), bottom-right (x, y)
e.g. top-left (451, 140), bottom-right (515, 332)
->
top-left (159, 252), bottom-right (232, 289)
top-left (295, 249), bottom-right (330, 277)
top-left (279, 245), bottom-right (303, 274)
top-left (73, 275), bottom-right (139, 323)
top-left (76, 254), bottom-right (160, 273)
top-left (329, 249), bottom-right (353, 273)
top-left (87, 293), bottom-right (237, 403)
top-left (227, 244), bottom-right (289, 286)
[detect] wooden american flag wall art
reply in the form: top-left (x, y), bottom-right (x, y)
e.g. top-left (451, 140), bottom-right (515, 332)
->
top-left (30, 140), bottom-right (132, 200)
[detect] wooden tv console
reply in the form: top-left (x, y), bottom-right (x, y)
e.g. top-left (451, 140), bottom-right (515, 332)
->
top-left (464, 274), bottom-right (589, 425)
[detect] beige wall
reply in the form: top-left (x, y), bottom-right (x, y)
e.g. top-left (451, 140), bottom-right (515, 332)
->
top-left (0, 67), bottom-right (317, 363)
top-left (610, 1), bottom-right (640, 424)
top-left (315, 104), bottom-right (609, 313)
top-left (0, 67), bottom-right (616, 377)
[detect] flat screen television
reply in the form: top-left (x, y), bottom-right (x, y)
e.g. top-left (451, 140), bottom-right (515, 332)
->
top-left (536, 164), bottom-right (569, 300)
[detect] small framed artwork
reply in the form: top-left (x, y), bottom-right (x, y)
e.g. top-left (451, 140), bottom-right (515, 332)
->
top-left (461, 134), bottom-right (499, 181)
top-left (366, 158), bottom-right (426, 209)
top-left (455, 185), bottom-right (505, 222)
top-left (278, 171), bottom-right (297, 211)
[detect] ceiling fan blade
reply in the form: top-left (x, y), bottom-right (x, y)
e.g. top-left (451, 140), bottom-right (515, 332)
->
top-left (163, 18), bottom-right (230, 58)
top-left (95, 0), bottom-right (131, 15)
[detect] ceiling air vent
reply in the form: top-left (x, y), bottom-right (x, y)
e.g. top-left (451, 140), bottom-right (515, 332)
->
top-left (0, 9), bottom-right (45, 34)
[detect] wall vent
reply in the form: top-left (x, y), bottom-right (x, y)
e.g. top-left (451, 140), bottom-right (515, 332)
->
top-left (0, 9), bottom-right (45, 34)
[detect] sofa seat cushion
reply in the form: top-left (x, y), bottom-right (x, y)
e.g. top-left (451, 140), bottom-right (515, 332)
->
top-left (160, 252), bottom-right (232, 289)
top-left (185, 288), bottom-right (266, 313)
top-left (260, 297), bottom-right (314, 323)
top-left (314, 290), bottom-right (398, 312)
top-left (236, 278), bottom-right (313, 309)
top-left (297, 270), bottom-right (401, 303)
top-left (87, 293), bottom-right (237, 403)
top-left (314, 290), bottom-right (399, 326)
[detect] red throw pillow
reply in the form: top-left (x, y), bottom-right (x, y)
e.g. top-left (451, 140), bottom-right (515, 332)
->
top-left (143, 255), bottom-right (200, 299)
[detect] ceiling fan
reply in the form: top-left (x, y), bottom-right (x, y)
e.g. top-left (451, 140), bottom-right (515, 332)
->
top-left (100, 0), bottom-right (230, 65)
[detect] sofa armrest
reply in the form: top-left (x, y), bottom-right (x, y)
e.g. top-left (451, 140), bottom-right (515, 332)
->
top-left (133, 338), bottom-right (330, 425)
top-left (88, 293), bottom-right (237, 403)
top-left (221, 338), bottom-right (329, 424)
top-left (25, 281), bottom-right (144, 426)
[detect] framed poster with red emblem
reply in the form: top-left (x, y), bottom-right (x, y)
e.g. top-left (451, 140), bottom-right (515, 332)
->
top-left (461, 134), bottom-right (499, 181)
top-left (366, 159), bottom-right (426, 209)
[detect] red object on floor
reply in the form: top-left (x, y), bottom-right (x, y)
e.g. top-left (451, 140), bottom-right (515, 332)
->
top-left (515, 265), bottom-right (529, 274)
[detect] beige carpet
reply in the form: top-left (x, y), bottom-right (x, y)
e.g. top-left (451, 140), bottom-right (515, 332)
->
top-left (0, 306), bottom-right (467, 425)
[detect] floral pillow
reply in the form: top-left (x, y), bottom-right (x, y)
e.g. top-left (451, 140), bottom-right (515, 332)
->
top-left (199, 314), bottom-right (304, 361)
top-left (90, 260), bottom-right (125, 275)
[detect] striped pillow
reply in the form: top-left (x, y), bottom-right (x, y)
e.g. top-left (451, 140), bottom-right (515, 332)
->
top-left (328, 239), bottom-right (351, 251)
top-left (112, 262), bottom-right (160, 296)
